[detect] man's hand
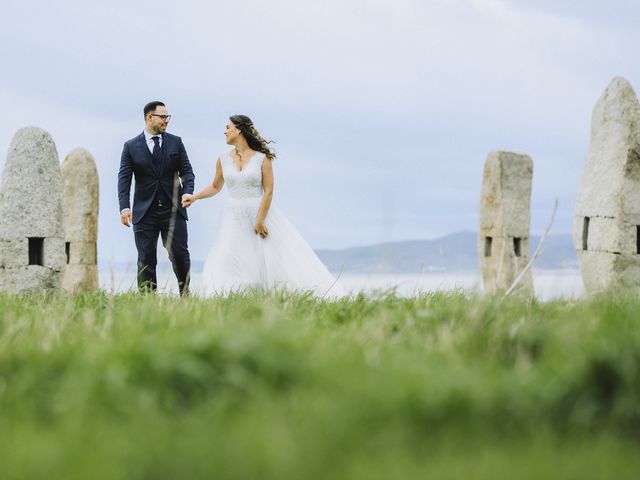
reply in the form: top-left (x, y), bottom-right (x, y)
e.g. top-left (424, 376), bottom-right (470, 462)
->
top-left (254, 222), bottom-right (268, 239)
top-left (182, 194), bottom-right (196, 208)
top-left (120, 209), bottom-right (132, 227)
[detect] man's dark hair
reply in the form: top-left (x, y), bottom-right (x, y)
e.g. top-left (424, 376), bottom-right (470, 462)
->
top-left (144, 101), bottom-right (165, 117)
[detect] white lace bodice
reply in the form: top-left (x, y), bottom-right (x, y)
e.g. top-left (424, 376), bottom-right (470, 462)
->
top-left (220, 151), bottom-right (264, 199)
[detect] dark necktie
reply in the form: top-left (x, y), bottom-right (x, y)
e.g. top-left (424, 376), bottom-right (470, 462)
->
top-left (152, 136), bottom-right (162, 163)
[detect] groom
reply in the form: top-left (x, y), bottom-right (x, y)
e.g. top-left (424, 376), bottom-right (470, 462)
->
top-left (118, 101), bottom-right (195, 295)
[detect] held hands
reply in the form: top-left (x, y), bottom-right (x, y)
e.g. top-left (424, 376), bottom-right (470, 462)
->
top-left (254, 222), bottom-right (268, 239)
top-left (182, 194), bottom-right (196, 208)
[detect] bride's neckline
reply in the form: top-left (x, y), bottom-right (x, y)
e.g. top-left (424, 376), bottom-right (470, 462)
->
top-left (229, 149), bottom-right (259, 172)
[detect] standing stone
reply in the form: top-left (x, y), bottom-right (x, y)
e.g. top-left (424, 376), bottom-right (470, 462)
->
top-left (478, 151), bottom-right (534, 296)
top-left (573, 77), bottom-right (640, 294)
top-left (61, 148), bottom-right (99, 293)
top-left (0, 127), bottom-right (65, 294)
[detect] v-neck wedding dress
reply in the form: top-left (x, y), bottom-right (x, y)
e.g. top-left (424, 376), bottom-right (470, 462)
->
top-left (200, 151), bottom-right (344, 297)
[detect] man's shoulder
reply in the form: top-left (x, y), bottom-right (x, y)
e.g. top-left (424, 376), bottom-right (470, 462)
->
top-left (124, 132), bottom-right (144, 146)
top-left (163, 132), bottom-right (182, 143)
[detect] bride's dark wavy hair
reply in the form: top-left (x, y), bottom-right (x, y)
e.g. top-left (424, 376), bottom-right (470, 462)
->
top-left (230, 115), bottom-right (276, 160)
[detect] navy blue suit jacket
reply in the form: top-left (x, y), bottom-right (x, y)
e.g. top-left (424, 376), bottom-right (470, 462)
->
top-left (118, 132), bottom-right (195, 224)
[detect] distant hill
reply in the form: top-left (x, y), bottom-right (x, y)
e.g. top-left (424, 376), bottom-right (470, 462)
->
top-left (315, 231), bottom-right (578, 273)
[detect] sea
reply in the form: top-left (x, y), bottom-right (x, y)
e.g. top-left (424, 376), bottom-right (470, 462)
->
top-left (99, 268), bottom-right (585, 301)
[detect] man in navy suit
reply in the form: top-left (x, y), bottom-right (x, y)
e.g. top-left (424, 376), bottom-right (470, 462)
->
top-left (118, 101), bottom-right (195, 295)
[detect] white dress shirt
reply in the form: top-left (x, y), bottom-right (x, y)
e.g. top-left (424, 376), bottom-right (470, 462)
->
top-left (144, 130), bottom-right (163, 153)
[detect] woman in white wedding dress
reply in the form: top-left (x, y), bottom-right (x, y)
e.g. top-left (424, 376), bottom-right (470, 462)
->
top-left (182, 115), bottom-right (344, 297)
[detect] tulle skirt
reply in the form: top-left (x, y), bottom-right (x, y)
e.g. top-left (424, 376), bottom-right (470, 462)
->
top-left (200, 196), bottom-right (344, 298)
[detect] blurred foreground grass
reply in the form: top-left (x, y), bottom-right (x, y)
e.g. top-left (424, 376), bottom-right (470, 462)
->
top-left (1, 290), bottom-right (639, 479)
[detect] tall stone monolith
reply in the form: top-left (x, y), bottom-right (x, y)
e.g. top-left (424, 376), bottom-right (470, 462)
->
top-left (61, 148), bottom-right (99, 293)
top-left (478, 151), bottom-right (534, 296)
top-left (573, 77), bottom-right (640, 293)
top-left (0, 127), bottom-right (65, 294)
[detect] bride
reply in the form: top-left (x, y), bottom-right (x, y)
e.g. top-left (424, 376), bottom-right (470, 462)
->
top-left (181, 115), bottom-right (344, 297)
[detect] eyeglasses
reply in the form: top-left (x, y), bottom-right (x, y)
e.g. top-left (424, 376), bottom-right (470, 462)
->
top-left (150, 114), bottom-right (172, 121)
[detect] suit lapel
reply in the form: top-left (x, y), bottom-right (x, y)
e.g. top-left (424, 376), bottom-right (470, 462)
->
top-left (159, 133), bottom-right (168, 175)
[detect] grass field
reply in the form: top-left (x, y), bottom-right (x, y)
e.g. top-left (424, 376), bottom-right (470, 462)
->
top-left (1, 290), bottom-right (639, 479)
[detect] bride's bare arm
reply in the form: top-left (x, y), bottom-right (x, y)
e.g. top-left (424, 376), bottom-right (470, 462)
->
top-left (255, 158), bottom-right (274, 238)
top-left (182, 158), bottom-right (224, 207)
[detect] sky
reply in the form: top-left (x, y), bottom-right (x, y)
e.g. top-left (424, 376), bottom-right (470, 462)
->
top-left (1, 0), bottom-right (639, 265)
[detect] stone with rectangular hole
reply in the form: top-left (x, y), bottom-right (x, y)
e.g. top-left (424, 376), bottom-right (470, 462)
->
top-left (0, 127), bottom-right (64, 294)
top-left (573, 77), bottom-right (640, 293)
top-left (61, 148), bottom-right (99, 293)
top-left (478, 150), bottom-right (534, 296)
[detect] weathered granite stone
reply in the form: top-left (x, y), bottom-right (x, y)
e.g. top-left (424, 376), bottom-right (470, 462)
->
top-left (478, 151), bottom-right (534, 296)
top-left (61, 148), bottom-right (99, 293)
top-left (0, 127), bottom-right (64, 294)
top-left (0, 239), bottom-right (28, 268)
top-left (573, 77), bottom-right (640, 293)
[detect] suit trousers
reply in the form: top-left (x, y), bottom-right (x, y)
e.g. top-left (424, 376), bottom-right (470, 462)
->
top-left (133, 200), bottom-right (190, 295)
